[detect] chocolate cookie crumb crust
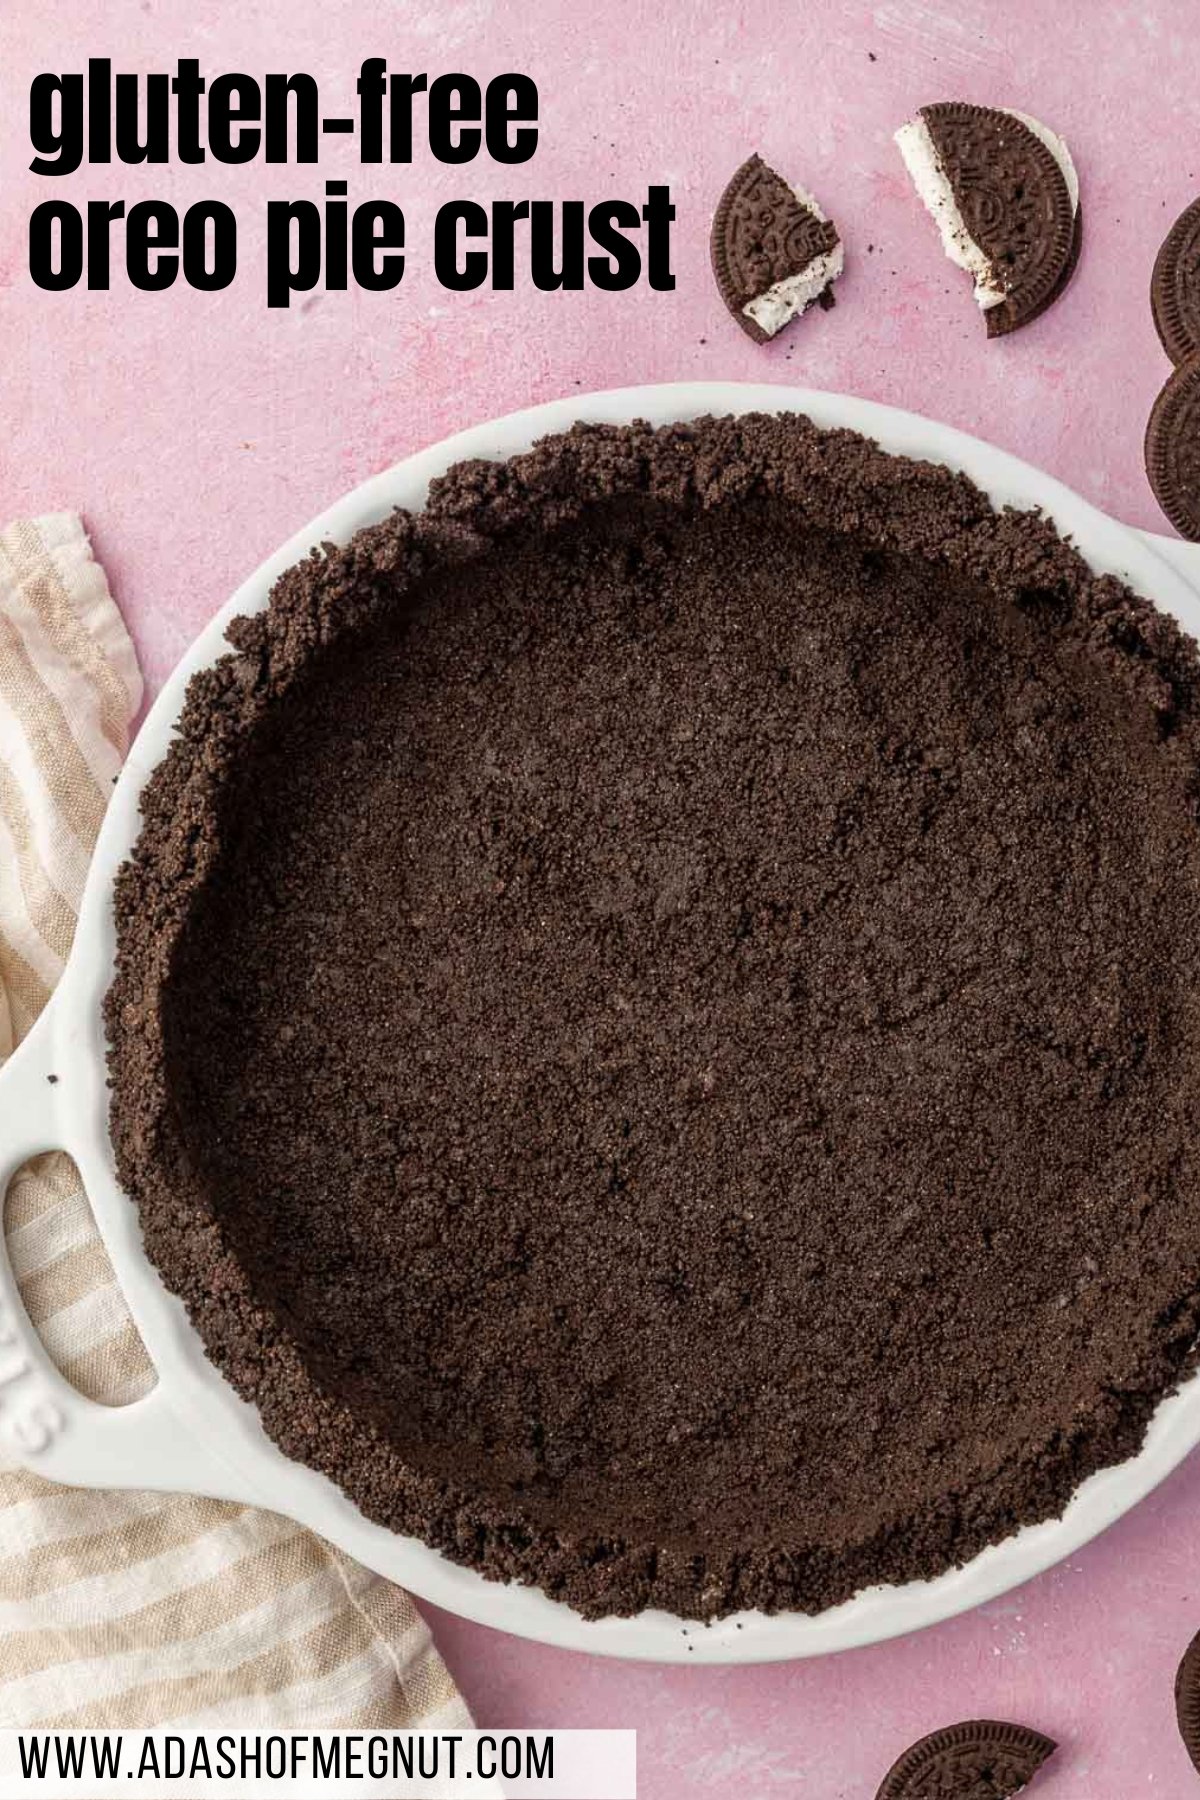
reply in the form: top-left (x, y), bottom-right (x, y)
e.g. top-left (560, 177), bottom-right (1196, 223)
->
top-left (107, 413), bottom-right (1200, 1622)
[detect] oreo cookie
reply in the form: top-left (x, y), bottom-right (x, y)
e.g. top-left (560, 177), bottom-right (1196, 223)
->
top-left (1152, 197), bottom-right (1200, 365)
top-left (1175, 1628), bottom-right (1200, 1772)
top-left (895, 103), bottom-right (1081, 337)
top-left (711, 154), bottom-right (843, 342)
top-left (876, 1721), bottom-right (1057, 1800)
top-left (1145, 354), bottom-right (1200, 539)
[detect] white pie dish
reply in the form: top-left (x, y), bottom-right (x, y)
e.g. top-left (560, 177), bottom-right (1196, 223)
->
top-left (2, 380), bottom-right (1200, 1666)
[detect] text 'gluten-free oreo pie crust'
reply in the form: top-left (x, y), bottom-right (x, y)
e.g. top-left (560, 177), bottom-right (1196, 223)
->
top-left (107, 414), bottom-right (1200, 1622)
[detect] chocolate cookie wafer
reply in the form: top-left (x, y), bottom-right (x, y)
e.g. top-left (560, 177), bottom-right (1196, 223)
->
top-left (1145, 354), bottom-right (1200, 539)
top-left (896, 103), bottom-right (1081, 336)
top-left (1152, 196), bottom-right (1200, 365)
top-left (1175, 1629), bottom-right (1200, 1773)
top-left (711, 153), bottom-right (843, 342)
top-left (876, 1721), bottom-right (1057, 1800)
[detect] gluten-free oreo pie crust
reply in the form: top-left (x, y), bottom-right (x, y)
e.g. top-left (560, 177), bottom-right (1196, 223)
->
top-left (107, 414), bottom-right (1200, 1621)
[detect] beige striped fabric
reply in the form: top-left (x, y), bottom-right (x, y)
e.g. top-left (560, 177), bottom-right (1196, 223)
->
top-left (0, 516), bottom-right (470, 1747)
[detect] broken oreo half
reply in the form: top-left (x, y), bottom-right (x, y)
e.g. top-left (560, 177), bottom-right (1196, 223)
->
top-left (711, 153), bottom-right (844, 343)
top-left (896, 102), bottom-right (1081, 337)
top-left (876, 1720), bottom-right (1058, 1800)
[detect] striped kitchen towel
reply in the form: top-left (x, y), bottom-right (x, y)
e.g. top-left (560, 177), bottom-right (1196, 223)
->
top-left (0, 515), bottom-right (469, 1742)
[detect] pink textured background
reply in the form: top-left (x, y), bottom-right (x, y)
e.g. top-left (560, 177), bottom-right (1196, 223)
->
top-left (3, 2), bottom-right (1200, 1794)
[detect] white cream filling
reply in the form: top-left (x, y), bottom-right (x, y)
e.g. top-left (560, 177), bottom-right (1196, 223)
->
top-left (742, 182), bottom-right (844, 337)
top-left (895, 117), bottom-right (1006, 309)
top-left (895, 110), bottom-right (1079, 312)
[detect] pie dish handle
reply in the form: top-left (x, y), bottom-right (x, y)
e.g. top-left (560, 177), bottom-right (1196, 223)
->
top-left (0, 999), bottom-right (244, 1499)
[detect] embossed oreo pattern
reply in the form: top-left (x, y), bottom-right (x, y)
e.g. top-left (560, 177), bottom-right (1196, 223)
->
top-left (921, 102), bottom-right (1078, 338)
top-left (1174, 1629), bottom-right (1200, 1773)
top-left (875, 1720), bottom-right (1057, 1800)
top-left (1152, 197), bottom-right (1200, 365)
top-left (710, 154), bottom-right (839, 342)
top-left (1146, 355), bottom-right (1200, 539)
